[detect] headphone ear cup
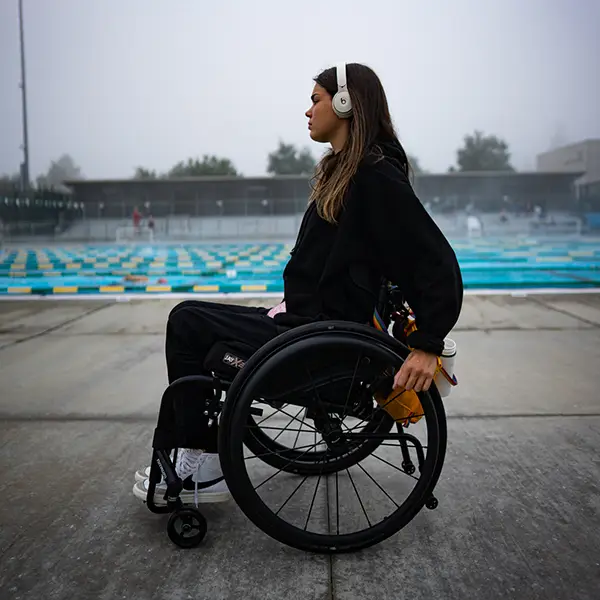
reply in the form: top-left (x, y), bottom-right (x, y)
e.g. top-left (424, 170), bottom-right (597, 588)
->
top-left (332, 90), bottom-right (352, 118)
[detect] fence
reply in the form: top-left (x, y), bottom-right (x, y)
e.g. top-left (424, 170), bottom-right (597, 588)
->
top-left (0, 187), bottom-right (83, 239)
top-left (0, 211), bottom-right (588, 247)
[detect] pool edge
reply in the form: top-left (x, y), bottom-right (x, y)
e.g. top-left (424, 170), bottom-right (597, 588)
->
top-left (1, 288), bottom-right (600, 301)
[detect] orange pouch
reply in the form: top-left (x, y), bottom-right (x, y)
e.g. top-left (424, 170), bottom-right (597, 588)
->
top-left (375, 387), bottom-right (424, 425)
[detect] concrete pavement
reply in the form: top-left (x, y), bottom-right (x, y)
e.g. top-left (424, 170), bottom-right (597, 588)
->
top-left (1, 294), bottom-right (599, 599)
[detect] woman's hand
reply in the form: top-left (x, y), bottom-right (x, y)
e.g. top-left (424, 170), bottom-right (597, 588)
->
top-left (393, 349), bottom-right (438, 392)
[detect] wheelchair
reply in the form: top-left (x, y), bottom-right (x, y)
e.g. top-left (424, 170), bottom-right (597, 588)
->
top-left (143, 282), bottom-right (451, 554)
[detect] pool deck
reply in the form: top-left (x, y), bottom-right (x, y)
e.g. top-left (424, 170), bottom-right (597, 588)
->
top-left (1, 293), bottom-right (600, 599)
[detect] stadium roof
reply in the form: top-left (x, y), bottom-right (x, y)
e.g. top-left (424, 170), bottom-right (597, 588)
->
top-left (64, 170), bottom-right (584, 186)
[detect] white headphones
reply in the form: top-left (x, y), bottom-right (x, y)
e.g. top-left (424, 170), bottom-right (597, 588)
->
top-left (332, 62), bottom-right (353, 119)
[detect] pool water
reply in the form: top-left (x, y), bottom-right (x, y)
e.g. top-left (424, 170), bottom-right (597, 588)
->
top-left (1, 238), bottom-right (599, 295)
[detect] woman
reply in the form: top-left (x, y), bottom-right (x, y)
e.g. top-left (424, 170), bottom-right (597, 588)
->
top-left (132, 62), bottom-right (463, 504)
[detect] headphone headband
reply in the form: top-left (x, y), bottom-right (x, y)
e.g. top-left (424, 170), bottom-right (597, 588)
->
top-left (332, 62), bottom-right (352, 118)
top-left (336, 62), bottom-right (348, 92)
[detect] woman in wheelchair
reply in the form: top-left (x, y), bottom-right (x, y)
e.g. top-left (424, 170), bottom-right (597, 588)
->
top-left (133, 63), bottom-right (463, 552)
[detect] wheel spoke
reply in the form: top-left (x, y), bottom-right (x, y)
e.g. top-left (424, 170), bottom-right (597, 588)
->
top-left (270, 406), bottom-right (306, 443)
top-left (355, 462), bottom-right (399, 508)
top-left (253, 440), bottom-right (326, 490)
top-left (255, 405), bottom-right (287, 426)
top-left (293, 408), bottom-right (308, 449)
top-left (244, 442), bottom-right (318, 461)
top-left (347, 468), bottom-right (372, 527)
top-left (303, 454), bottom-right (328, 531)
top-left (260, 404), bottom-right (319, 434)
top-left (250, 424), bottom-right (315, 435)
top-left (340, 354), bottom-right (365, 420)
top-left (275, 474), bottom-right (311, 516)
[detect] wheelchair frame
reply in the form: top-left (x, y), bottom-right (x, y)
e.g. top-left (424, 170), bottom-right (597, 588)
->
top-left (143, 282), bottom-right (449, 553)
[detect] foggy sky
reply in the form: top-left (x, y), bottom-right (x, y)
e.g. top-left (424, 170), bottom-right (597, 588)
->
top-left (1, 0), bottom-right (599, 180)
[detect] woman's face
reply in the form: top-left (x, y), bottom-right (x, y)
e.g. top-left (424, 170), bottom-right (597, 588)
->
top-left (305, 83), bottom-right (343, 144)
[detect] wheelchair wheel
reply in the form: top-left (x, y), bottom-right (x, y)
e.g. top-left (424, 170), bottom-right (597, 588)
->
top-left (219, 324), bottom-right (447, 554)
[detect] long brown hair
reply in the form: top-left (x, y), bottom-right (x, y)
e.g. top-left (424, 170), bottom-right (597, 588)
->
top-left (309, 63), bottom-right (411, 224)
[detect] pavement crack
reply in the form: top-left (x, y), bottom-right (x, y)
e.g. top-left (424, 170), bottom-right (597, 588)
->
top-left (0, 302), bottom-right (112, 351)
top-left (526, 296), bottom-right (600, 328)
top-left (328, 555), bottom-right (335, 600)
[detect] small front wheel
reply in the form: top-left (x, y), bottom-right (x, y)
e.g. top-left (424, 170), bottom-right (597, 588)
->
top-left (167, 508), bottom-right (207, 549)
top-left (425, 496), bottom-right (439, 510)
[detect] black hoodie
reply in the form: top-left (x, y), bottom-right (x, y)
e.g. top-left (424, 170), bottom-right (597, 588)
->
top-left (274, 140), bottom-right (463, 356)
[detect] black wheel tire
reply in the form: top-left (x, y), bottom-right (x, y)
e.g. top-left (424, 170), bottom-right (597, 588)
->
top-left (220, 333), bottom-right (448, 554)
top-left (167, 508), bottom-right (207, 549)
top-left (244, 409), bottom-right (394, 476)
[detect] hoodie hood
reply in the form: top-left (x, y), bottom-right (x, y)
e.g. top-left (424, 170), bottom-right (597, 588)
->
top-left (378, 138), bottom-right (408, 170)
top-left (363, 137), bottom-right (408, 174)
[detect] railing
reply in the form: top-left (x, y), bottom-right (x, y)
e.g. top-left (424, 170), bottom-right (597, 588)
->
top-left (0, 211), bottom-right (591, 246)
top-left (115, 226), bottom-right (154, 243)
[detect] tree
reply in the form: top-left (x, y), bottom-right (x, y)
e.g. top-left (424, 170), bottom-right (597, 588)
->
top-left (167, 155), bottom-right (238, 177)
top-left (454, 130), bottom-right (514, 172)
top-left (36, 154), bottom-right (83, 187)
top-left (267, 141), bottom-right (316, 175)
top-left (133, 167), bottom-right (159, 179)
top-left (0, 172), bottom-right (21, 188)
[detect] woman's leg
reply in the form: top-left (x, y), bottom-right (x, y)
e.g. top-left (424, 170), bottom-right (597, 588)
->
top-left (168, 298), bottom-right (270, 320)
top-left (163, 300), bottom-right (282, 453)
top-left (134, 299), bottom-right (284, 502)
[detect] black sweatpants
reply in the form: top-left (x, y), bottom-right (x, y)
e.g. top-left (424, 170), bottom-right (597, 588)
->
top-left (161, 299), bottom-right (284, 452)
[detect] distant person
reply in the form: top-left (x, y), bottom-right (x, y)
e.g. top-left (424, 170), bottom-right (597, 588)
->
top-left (132, 62), bottom-right (464, 504)
top-left (147, 214), bottom-right (155, 240)
top-left (132, 206), bottom-right (141, 233)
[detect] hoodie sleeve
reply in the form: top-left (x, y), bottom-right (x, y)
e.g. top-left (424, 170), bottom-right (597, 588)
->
top-left (357, 161), bottom-right (463, 355)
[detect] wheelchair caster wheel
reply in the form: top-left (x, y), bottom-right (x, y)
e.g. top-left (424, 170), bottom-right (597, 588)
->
top-left (167, 507), bottom-right (207, 549)
top-left (402, 461), bottom-right (416, 475)
top-left (425, 496), bottom-right (438, 510)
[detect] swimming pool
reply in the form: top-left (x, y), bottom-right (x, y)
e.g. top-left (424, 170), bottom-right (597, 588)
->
top-left (1, 238), bottom-right (599, 296)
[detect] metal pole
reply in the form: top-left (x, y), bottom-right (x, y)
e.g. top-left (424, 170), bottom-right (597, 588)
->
top-left (18, 0), bottom-right (30, 191)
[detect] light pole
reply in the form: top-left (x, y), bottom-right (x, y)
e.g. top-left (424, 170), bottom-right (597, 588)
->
top-left (18, 0), bottom-right (30, 191)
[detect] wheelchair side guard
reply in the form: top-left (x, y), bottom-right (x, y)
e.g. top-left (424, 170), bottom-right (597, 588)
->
top-left (204, 340), bottom-right (256, 381)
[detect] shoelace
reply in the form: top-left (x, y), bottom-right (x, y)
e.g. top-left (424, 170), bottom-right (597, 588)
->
top-left (173, 449), bottom-right (206, 507)
top-left (175, 449), bottom-right (204, 478)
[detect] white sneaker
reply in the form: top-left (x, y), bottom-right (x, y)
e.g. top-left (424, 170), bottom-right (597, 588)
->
top-left (134, 466), bottom-right (152, 483)
top-left (132, 453), bottom-right (230, 504)
top-left (134, 450), bottom-right (196, 481)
